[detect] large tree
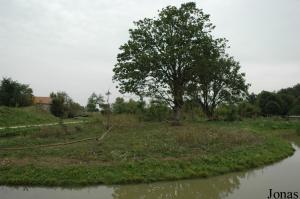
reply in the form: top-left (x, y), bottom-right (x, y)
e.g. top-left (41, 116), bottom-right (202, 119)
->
top-left (113, 2), bottom-right (216, 122)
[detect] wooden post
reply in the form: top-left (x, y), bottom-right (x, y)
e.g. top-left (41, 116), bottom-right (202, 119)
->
top-left (105, 90), bottom-right (111, 130)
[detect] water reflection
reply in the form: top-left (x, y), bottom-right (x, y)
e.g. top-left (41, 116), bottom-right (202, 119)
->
top-left (1, 136), bottom-right (300, 199)
top-left (112, 172), bottom-right (248, 199)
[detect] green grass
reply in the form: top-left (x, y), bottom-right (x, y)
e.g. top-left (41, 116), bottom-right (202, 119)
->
top-left (0, 115), bottom-right (297, 186)
top-left (0, 106), bottom-right (58, 127)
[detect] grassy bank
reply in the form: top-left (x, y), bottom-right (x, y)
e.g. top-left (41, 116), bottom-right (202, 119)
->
top-left (0, 106), bottom-right (58, 127)
top-left (0, 116), bottom-right (298, 186)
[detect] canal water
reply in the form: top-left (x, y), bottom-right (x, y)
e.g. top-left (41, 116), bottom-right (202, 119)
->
top-left (1, 136), bottom-right (300, 199)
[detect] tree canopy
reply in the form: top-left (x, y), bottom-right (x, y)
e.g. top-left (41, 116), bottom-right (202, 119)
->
top-left (86, 92), bottom-right (104, 112)
top-left (113, 2), bottom-right (218, 121)
top-left (188, 54), bottom-right (249, 118)
top-left (0, 77), bottom-right (33, 107)
top-left (113, 2), bottom-right (248, 121)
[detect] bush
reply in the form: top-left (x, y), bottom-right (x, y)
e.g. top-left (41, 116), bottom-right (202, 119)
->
top-left (143, 100), bottom-right (171, 122)
top-left (238, 102), bottom-right (260, 118)
top-left (112, 97), bottom-right (145, 115)
top-left (216, 104), bottom-right (240, 121)
top-left (225, 105), bottom-right (240, 121)
top-left (50, 92), bottom-right (83, 118)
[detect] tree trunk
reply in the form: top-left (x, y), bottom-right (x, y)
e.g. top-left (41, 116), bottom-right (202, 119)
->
top-left (172, 82), bottom-right (184, 125)
top-left (203, 107), bottom-right (214, 120)
top-left (172, 106), bottom-right (182, 126)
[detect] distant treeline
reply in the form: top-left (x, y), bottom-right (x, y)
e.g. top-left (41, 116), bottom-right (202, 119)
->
top-left (86, 83), bottom-right (300, 121)
top-left (255, 84), bottom-right (300, 116)
top-left (1, 77), bottom-right (299, 120)
top-left (0, 78), bottom-right (84, 118)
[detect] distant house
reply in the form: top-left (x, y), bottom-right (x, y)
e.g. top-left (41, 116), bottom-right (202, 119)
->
top-left (33, 96), bottom-right (52, 110)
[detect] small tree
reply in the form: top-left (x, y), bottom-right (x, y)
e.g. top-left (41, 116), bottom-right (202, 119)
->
top-left (67, 101), bottom-right (84, 118)
top-left (50, 92), bottom-right (69, 117)
top-left (86, 92), bottom-right (104, 112)
top-left (50, 92), bottom-right (82, 118)
top-left (189, 55), bottom-right (249, 119)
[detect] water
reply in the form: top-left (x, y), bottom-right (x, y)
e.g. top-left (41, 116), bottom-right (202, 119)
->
top-left (1, 137), bottom-right (300, 199)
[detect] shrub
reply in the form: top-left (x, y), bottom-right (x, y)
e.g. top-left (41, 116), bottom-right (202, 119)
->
top-left (225, 105), bottom-right (240, 121)
top-left (50, 92), bottom-right (83, 118)
top-left (216, 104), bottom-right (240, 121)
top-left (238, 102), bottom-right (260, 118)
top-left (143, 100), bottom-right (171, 122)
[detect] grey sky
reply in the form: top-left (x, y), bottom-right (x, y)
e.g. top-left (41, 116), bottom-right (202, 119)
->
top-left (0, 0), bottom-right (299, 105)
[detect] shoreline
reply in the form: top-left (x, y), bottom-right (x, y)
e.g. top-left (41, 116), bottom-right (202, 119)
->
top-left (0, 137), bottom-right (294, 187)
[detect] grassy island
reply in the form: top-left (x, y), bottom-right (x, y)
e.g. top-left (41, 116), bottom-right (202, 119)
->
top-left (0, 115), bottom-right (298, 186)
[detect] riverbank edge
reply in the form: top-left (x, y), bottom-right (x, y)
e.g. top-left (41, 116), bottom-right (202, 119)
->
top-left (0, 136), bottom-right (294, 187)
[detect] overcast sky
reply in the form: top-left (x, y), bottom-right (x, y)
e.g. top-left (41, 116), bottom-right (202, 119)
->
top-left (1, 0), bottom-right (299, 105)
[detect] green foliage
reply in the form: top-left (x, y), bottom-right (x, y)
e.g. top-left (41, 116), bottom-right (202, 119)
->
top-left (288, 97), bottom-right (300, 115)
top-left (189, 53), bottom-right (249, 119)
top-left (278, 83), bottom-right (300, 98)
top-left (289, 105), bottom-right (300, 115)
top-left (256, 85), bottom-right (300, 117)
top-left (264, 101), bottom-right (282, 116)
top-left (111, 97), bottom-right (171, 122)
top-left (216, 104), bottom-right (240, 121)
top-left (258, 91), bottom-right (283, 116)
top-left (86, 93), bottom-right (104, 112)
top-left (50, 92), bottom-right (67, 117)
top-left (50, 92), bottom-right (83, 118)
top-left (113, 2), bottom-right (219, 121)
top-left (66, 101), bottom-right (84, 118)
top-left (112, 97), bottom-right (144, 114)
top-left (247, 93), bottom-right (257, 105)
top-left (225, 105), bottom-right (240, 121)
top-left (143, 100), bottom-right (171, 122)
top-left (238, 102), bottom-right (260, 118)
top-left (181, 100), bottom-right (204, 121)
top-left (278, 94), bottom-right (295, 115)
top-left (0, 77), bottom-right (33, 107)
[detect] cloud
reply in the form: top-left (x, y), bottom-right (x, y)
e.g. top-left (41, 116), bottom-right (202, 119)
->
top-left (0, 0), bottom-right (299, 105)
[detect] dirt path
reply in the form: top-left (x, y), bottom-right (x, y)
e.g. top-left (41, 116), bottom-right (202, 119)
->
top-left (0, 121), bottom-right (86, 130)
